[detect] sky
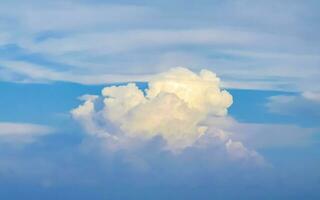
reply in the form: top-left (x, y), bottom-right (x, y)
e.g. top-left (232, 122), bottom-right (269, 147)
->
top-left (0, 0), bottom-right (319, 199)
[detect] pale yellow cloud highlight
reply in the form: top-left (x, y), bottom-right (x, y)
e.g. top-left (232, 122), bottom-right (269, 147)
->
top-left (98, 67), bottom-right (232, 150)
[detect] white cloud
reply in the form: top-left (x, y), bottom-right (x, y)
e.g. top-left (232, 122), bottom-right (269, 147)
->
top-left (225, 139), bottom-right (264, 164)
top-left (0, 33), bottom-right (10, 45)
top-left (266, 91), bottom-right (320, 118)
top-left (0, 122), bottom-right (53, 144)
top-left (20, 29), bottom-right (281, 56)
top-left (206, 116), bottom-right (316, 149)
top-left (0, 0), bottom-right (319, 92)
top-left (0, 61), bottom-right (150, 84)
top-left (1, 59), bottom-right (315, 92)
top-left (0, 1), bottom-right (153, 32)
top-left (303, 91), bottom-right (320, 102)
top-left (71, 67), bottom-right (265, 165)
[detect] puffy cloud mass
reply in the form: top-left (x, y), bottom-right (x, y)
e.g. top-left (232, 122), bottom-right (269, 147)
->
top-left (72, 67), bottom-right (263, 164)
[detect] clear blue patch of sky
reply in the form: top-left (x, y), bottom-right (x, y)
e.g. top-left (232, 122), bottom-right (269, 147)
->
top-left (228, 89), bottom-right (295, 124)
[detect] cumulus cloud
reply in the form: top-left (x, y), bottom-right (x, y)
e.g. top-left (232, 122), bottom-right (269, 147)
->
top-left (0, 122), bottom-right (53, 144)
top-left (72, 67), bottom-right (264, 164)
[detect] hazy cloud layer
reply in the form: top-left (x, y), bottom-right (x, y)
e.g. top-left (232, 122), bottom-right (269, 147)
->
top-left (267, 91), bottom-right (320, 122)
top-left (207, 116), bottom-right (316, 149)
top-left (0, 122), bottom-right (53, 144)
top-left (0, 0), bottom-right (319, 91)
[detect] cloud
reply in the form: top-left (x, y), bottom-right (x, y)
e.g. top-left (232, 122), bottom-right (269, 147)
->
top-left (0, 122), bottom-right (53, 144)
top-left (0, 1), bottom-right (153, 32)
top-left (0, 33), bottom-right (10, 45)
top-left (21, 29), bottom-right (281, 56)
top-left (0, 61), bottom-right (150, 84)
top-left (207, 116), bottom-right (316, 149)
top-left (71, 67), bottom-right (265, 165)
top-left (266, 91), bottom-right (320, 119)
top-left (303, 91), bottom-right (320, 102)
top-left (0, 0), bottom-right (319, 92)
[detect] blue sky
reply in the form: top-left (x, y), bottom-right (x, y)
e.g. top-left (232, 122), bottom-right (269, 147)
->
top-left (0, 0), bottom-right (320, 199)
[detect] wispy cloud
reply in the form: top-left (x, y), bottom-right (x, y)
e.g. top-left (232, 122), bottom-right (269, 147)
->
top-left (21, 29), bottom-right (283, 56)
top-left (267, 91), bottom-right (320, 119)
top-left (0, 0), bottom-right (319, 91)
top-left (0, 1), bottom-right (153, 32)
top-left (0, 61), bottom-right (150, 84)
top-left (0, 122), bottom-right (53, 144)
top-left (207, 116), bottom-right (316, 149)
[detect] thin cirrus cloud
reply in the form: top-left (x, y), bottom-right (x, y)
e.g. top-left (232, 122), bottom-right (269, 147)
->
top-left (0, 1), bottom-right (153, 32)
top-left (266, 91), bottom-right (320, 125)
top-left (71, 67), bottom-right (265, 165)
top-left (0, 122), bottom-right (53, 144)
top-left (21, 29), bottom-right (282, 56)
top-left (207, 116), bottom-right (316, 149)
top-left (0, 61), bottom-right (151, 84)
top-left (0, 0), bottom-right (319, 92)
top-left (267, 91), bottom-right (320, 116)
